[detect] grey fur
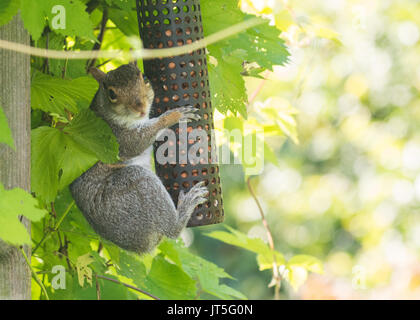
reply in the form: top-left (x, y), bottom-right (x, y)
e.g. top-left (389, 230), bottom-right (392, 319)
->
top-left (70, 64), bottom-right (208, 254)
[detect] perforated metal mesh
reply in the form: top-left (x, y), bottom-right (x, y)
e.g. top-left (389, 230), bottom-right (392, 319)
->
top-left (138, 0), bottom-right (224, 227)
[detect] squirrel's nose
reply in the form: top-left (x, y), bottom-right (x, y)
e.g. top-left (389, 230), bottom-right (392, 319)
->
top-left (131, 98), bottom-right (143, 113)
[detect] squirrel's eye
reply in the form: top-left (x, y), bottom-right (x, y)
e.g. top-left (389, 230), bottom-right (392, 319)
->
top-left (108, 89), bottom-right (117, 102)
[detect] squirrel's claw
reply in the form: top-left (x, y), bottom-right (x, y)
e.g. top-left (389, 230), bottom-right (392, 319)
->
top-left (177, 106), bottom-right (201, 123)
top-left (181, 113), bottom-right (201, 122)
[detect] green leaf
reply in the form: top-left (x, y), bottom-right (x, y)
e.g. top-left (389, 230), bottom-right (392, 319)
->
top-left (48, 273), bottom-right (137, 300)
top-left (274, 9), bottom-right (295, 32)
top-left (159, 239), bottom-right (246, 300)
top-left (20, 0), bottom-right (46, 41)
top-left (44, 188), bottom-right (98, 265)
top-left (0, 104), bottom-right (14, 149)
top-left (31, 126), bottom-right (67, 203)
top-left (202, 1), bottom-right (289, 116)
top-left (20, 0), bottom-right (95, 41)
top-left (208, 52), bottom-right (248, 117)
top-left (0, 0), bottom-right (20, 27)
top-left (118, 251), bottom-right (147, 283)
top-left (205, 225), bottom-right (273, 256)
top-left (107, 0), bottom-right (133, 11)
top-left (31, 33), bottom-right (90, 79)
top-left (157, 239), bottom-right (182, 266)
top-left (223, 116), bottom-right (244, 133)
top-left (286, 265), bottom-right (308, 291)
top-left (31, 71), bottom-right (98, 116)
top-left (210, 284), bottom-right (247, 300)
top-left (227, 21), bottom-right (289, 71)
top-left (31, 110), bottom-right (119, 202)
top-left (76, 253), bottom-right (94, 287)
top-left (203, 2), bottom-right (289, 68)
top-left (0, 183), bottom-right (48, 245)
top-left (63, 109), bottom-right (119, 164)
top-left (287, 255), bottom-right (323, 274)
top-left (257, 251), bottom-right (285, 271)
top-left (58, 138), bottom-right (97, 189)
top-left (143, 255), bottom-right (197, 300)
top-left (202, 0), bottom-right (245, 36)
top-left (285, 255), bottom-right (323, 290)
top-left (205, 225), bottom-right (285, 273)
top-left (108, 9), bottom-right (139, 37)
top-left (54, 187), bottom-right (95, 236)
top-left (95, 275), bottom-right (138, 300)
top-left (256, 97), bottom-right (299, 144)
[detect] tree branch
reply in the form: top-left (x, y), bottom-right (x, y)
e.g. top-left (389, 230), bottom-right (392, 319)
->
top-left (87, 8), bottom-right (108, 70)
top-left (20, 247), bottom-right (50, 300)
top-left (32, 200), bottom-right (75, 254)
top-left (0, 18), bottom-right (264, 60)
top-left (247, 177), bottom-right (282, 300)
top-left (95, 275), bottom-right (160, 300)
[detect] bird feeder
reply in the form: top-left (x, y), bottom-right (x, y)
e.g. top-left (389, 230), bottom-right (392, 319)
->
top-left (137, 0), bottom-right (224, 227)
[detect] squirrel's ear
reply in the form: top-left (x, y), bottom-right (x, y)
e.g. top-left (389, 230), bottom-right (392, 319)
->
top-left (89, 67), bottom-right (106, 83)
top-left (129, 60), bottom-right (138, 67)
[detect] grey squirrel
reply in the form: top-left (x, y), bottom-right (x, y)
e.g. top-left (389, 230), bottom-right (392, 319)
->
top-left (70, 62), bottom-right (209, 254)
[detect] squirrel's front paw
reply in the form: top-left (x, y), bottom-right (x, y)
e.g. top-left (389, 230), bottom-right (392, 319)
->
top-left (162, 106), bottom-right (200, 126)
top-left (177, 106), bottom-right (201, 122)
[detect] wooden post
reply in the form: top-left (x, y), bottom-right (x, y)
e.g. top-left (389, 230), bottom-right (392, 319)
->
top-left (0, 14), bottom-right (32, 300)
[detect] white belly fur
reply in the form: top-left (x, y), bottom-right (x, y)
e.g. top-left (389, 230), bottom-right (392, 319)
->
top-left (125, 146), bottom-right (153, 170)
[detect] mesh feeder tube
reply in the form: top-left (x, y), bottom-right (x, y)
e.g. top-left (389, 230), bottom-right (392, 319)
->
top-left (137, 0), bottom-right (224, 227)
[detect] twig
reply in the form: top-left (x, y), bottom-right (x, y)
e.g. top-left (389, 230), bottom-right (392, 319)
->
top-left (0, 18), bottom-right (264, 60)
top-left (95, 275), bottom-right (160, 300)
top-left (51, 202), bottom-right (57, 219)
top-left (42, 28), bottom-right (50, 74)
top-left (97, 242), bottom-right (103, 254)
top-left (247, 177), bottom-right (281, 300)
top-left (56, 228), bottom-right (101, 240)
top-left (88, 8), bottom-right (109, 70)
top-left (33, 200), bottom-right (75, 254)
top-left (247, 71), bottom-right (269, 111)
top-left (96, 58), bottom-right (112, 68)
top-left (20, 247), bottom-right (50, 300)
top-left (95, 275), bottom-right (101, 300)
top-left (55, 200), bottom-right (75, 230)
top-left (86, 0), bottom-right (101, 14)
top-left (136, 0), bottom-right (142, 40)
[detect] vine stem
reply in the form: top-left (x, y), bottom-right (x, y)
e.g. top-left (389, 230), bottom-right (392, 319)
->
top-left (95, 275), bottom-right (160, 300)
top-left (247, 71), bottom-right (269, 110)
top-left (20, 247), bottom-right (50, 300)
top-left (55, 200), bottom-right (75, 230)
top-left (48, 251), bottom-right (159, 301)
top-left (87, 8), bottom-right (109, 70)
top-left (246, 177), bottom-right (281, 300)
top-left (95, 275), bottom-right (101, 300)
top-left (0, 18), bottom-right (263, 60)
top-left (32, 200), bottom-right (75, 254)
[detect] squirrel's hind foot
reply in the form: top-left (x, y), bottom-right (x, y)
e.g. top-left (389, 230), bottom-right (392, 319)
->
top-left (176, 181), bottom-right (209, 224)
top-left (166, 181), bottom-right (208, 238)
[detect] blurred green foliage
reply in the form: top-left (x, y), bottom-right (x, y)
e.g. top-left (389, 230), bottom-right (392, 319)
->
top-left (194, 0), bottom-right (420, 299)
top-left (2, 0), bottom-right (419, 300)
